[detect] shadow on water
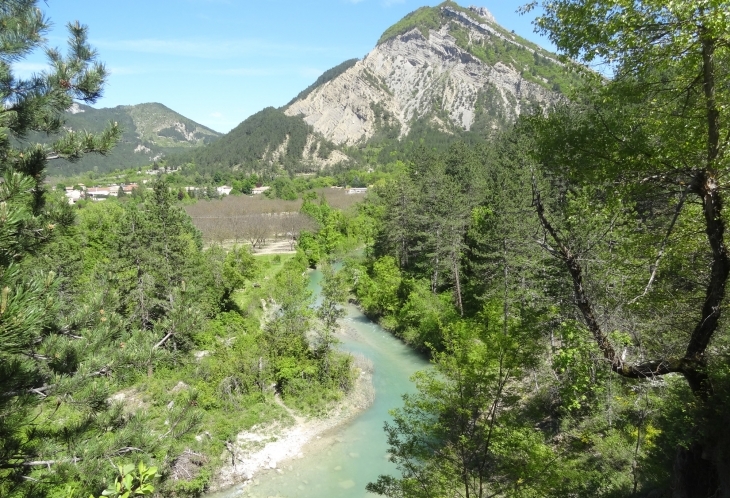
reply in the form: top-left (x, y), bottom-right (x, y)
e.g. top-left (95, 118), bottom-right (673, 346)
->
top-left (206, 267), bottom-right (429, 498)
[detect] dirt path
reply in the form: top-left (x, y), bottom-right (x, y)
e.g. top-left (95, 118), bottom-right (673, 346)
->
top-left (252, 239), bottom-right (296, 255)
top-left (205, 239), bottom-right (296, 255)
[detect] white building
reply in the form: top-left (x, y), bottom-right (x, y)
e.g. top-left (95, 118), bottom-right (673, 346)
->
top-left (86, 187), bottom-right (110, 200)
top-left (65, 188), bottom-right (82, 205)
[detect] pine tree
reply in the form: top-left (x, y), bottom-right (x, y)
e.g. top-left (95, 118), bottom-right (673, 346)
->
top-left (0, 1), bottom-right (120, 488)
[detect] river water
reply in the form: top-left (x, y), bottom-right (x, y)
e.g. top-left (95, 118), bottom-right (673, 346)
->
top-left (207, 269), bottom-right (429, 498)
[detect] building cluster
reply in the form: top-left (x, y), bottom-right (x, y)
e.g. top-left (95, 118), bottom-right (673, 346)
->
top-left (63, 183), bottom-right (273, 204)
top-left (145, 167), bottom-right (180, 175)
top-left (331, 186), bottom-right (369, 194)
top-left (64, 183), bottom-right (140, 204)
top-left (252, 186), bottom-right (270, 195)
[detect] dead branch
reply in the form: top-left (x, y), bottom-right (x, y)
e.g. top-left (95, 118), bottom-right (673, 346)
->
top-left (629, 189), bottom-right (687, 304)
top-left (531, 179), bottom-right (701, 380)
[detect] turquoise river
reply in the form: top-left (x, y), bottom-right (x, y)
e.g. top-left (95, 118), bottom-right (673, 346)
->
top-left (206, 268), bottom-right (430, 498)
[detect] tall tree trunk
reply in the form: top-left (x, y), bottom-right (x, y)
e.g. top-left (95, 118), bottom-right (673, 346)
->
top-left (432, 228), bottom-right (441, 293)
top-left (452, 253), bottom-right (463, 316)
top-left (670, 30), bottom-right (730, 498)
top-left (671, 443), bottom-right (721, 498)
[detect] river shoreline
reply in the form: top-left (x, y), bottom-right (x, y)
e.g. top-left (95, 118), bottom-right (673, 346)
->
top-left (207, 344), bottom-right (375, 494)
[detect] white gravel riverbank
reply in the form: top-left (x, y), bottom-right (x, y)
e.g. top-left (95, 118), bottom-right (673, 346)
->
top-left (208, 353), bottom-right (374, 493)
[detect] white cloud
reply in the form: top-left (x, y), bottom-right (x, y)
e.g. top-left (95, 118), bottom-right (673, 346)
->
top-left (210, 111), bottom-right (224, 118)
top-left (92, 37), bottom-right (333, 59)
top-left (12, 62), bottom-right (48, 77)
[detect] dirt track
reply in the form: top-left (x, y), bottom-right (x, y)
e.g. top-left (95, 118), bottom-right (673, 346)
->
top-left (251, 239), bottom-right (296, 255)
top-left (205, 239), bottom-right (297, 255)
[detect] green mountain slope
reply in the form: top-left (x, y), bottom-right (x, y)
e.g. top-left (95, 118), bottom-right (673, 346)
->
top-left (29, 103), bottom-right (221, 177)
top-left (378, 1), bottom-right (576, 94)
top-left (49, 1), bottom-right (581, 179)
top-left (283, 1), bottom-right (580, 149)
top-left (165, 107), bottom-right (349, 176)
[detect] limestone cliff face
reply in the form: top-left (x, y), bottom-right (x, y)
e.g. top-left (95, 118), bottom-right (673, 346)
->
top-left (285, 5), bottom-right (560, 145)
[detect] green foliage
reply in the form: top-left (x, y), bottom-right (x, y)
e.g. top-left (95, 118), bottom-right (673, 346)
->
top-left (92, 462), bottom-right (158, 498)
top-left (166, 107), bottom-right (340, 176)
top-left (262, 255), bottom-right (354, 414)
top-left (0, 3), bottom-right (127, 494)
top-left (39, 103), bottom-right (219, 177)
top-left (368, 301), bottom-right (550, 497)
top-left (271, 175), bottom-right (298, 200)
top-left (447, 22), bottom-right (580, 96)
top-left (296, 194), bottom-right (358, 267)
top-left (377, 1), bottom-right (580, 96)
top-left (377, 5), bottom-right (443, 44)
top-left (356, 255), bottom-right (402, 317)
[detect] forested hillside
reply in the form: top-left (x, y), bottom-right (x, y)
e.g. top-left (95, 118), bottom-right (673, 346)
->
top-left (0, 6), bottom-right (360, 496)
top-left (349, 2), bottom-right (730, 497)
top-left (5, 0), bottom-right (730, 497)
top-left (146, 1), bottom-right (580, 180)
top-left (21, 103), bottom-right (220, 177)
top-left (164, 107), bottom-right (349, 176)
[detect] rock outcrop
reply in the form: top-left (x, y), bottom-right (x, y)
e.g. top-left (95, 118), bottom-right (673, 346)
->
top-left (286, 4), bottom-right (561, 145)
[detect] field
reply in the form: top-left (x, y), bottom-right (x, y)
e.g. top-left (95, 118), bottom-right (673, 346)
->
top-left (185, 188), bottom-right (366, 246)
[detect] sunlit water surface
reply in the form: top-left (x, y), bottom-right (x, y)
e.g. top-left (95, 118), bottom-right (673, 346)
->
top-left (206, 268), bottom-right (429, 498)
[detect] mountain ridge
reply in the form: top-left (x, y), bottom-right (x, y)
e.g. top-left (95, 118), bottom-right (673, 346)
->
top-left (284, 1), bottom-right (573, 146)
top-left (42, 102), bottom-right (221, 176)
top-left (55, 1), bottom-right (579, 178)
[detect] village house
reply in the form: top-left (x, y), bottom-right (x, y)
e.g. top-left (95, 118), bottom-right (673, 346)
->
top-left (122, 183), bottom-right (138, 194)
top-left (64, 187), bottom-right (82, 205)
top-left (86, 187), bottom-right (110, 200)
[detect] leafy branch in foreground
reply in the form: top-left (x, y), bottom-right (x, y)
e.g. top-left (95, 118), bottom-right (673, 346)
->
top-left (86, 462), bottom-right (158, 498)
top-left (368, 301), bottom-right (550, 498)
top-left (527, 1), bottom-right (730, 495)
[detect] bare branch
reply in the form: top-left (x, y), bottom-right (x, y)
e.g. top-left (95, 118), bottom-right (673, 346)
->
top-left (153, 332), bottom-right (174, 350)
top-left (629, 189), bottom-right (687, 304)
top-left (531, 178), bottom-right (702, 381)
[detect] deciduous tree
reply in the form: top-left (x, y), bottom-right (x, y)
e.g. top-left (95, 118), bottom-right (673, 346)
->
top-left (527, 0), bottom-right (730, 494)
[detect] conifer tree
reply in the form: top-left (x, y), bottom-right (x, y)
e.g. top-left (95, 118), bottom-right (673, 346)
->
top-left (0, 1), bottom-right (120, 487)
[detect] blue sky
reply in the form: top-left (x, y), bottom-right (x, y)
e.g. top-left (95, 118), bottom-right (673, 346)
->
top-left (22, 0), bottom-right (553, 133)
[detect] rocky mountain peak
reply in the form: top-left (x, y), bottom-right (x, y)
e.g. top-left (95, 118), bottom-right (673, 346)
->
top-left (284, 1), bottom-right (572, 146)
top-left (467, 5), bottom-right (495, 24)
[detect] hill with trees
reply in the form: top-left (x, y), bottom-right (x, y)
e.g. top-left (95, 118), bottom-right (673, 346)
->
top-left (164, 107), bottom-right (349, 176)
top-left (351, 1), bottom-right (730, 497)
top-left (0, 4), bottom-right (358, 496)
top-left (9, 0), bottom-right (730, 497)
top-left (100, 1), bottom-right (581, 180)
top-left (21, 102), bottom-right (220, 177)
